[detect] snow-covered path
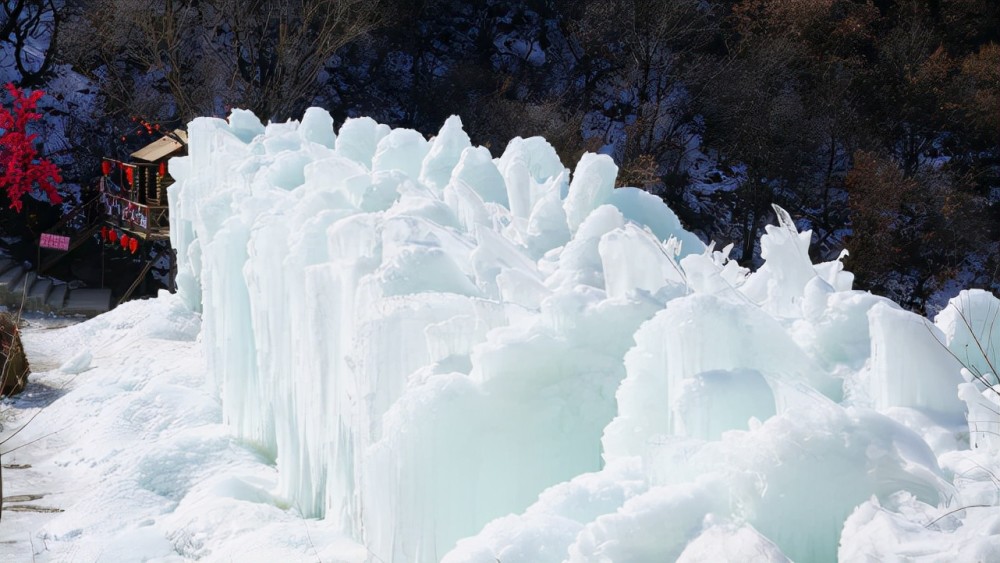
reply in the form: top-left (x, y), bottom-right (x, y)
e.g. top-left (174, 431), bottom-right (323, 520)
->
top-left (1, 296), bottom-right (364, 562)
top-left (2, 316), bottom-right (86, 561)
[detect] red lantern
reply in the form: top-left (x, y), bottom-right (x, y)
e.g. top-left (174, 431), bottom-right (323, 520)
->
top-left (120, 234), bottom-right (129, 250)
top-left (100, 226), bottom-right (108, 241)
top-left (129, 238), bottom-right (139, 254)
top-left (109, 230), bottom-right (118, 243)
top-left (158, 161), bottom-right (167, 177)
top-left (125, 167), bottom-right (135, 186)
top-left (101, 160), bottom-right (112, 176)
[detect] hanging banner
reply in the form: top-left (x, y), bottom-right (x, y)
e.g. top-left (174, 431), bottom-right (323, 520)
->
top-left (101, 192), bottom-right (149, 231)
top-left (40, 233), bottom-right (72, 251)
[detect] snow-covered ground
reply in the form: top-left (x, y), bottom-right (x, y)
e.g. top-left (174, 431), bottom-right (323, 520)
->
top-left (4, 109), bottom-right (1000, 562)
top-left (1, 298), bottom-right (368, 562)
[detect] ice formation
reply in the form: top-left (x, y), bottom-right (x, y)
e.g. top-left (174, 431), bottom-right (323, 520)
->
top-left (167, 109), bottom-right (990, 561)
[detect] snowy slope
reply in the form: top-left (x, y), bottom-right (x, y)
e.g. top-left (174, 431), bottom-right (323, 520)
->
top-left (4, 109), bottom-right (1000, 562)
top-left (1, 296), bottom-right (367, 561)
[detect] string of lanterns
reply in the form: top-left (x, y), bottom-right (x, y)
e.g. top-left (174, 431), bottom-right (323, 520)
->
top-left (100, 159), bottom-right (167, 186)
top-left (100, 226), bottom-right (140, 254)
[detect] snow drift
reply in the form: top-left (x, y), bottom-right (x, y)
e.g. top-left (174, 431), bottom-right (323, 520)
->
top-left (166, 109), bottom-right (997, 561)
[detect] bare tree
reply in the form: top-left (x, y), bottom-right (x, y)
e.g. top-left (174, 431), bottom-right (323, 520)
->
top-left (59, 0), bottom-right (220, 121)
top-left (568, 0), bottom-right (715, 172)
top-left (1, 0), bottom-right (60, 87)
top-left (218, 0), bottom-right (382, 120)
top-left (61, 0), bottom-right (382, 122)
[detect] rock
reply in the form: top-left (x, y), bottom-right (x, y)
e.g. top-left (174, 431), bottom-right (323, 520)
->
top-left (0, 312), bottom-right (29, 396)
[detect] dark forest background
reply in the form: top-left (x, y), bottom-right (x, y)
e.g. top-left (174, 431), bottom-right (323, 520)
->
top-left (2, 0), bottom-right (999, 311)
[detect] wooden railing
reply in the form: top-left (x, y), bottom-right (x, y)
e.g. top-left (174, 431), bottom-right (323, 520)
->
top-left (44, 194), bottom-right (103, 238)
top-left (101, 192), bottom-right (170, 239)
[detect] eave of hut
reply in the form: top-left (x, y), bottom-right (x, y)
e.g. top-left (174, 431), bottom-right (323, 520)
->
top-left (130, 130), bottom-right (188, 163)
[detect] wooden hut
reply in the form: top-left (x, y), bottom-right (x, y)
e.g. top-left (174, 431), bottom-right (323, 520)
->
top-left (28, 131), bottom-right (187, 311)
top-left (100, 130), bottom-right (187, 240)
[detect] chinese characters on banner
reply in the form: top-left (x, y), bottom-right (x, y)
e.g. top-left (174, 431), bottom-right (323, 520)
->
top-left (40, 233), bottom-right (71, 250)
top-left (100, 192), bottom-right (149, 230)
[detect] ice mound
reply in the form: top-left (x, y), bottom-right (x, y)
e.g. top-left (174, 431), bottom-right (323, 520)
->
top-left (168, 109), bottom-right (984, 561)
top-left (840, 491), bottom-right (1000, 562)
top-left (677, 522), bottom-right (790, 563)
top-left (868, 302), bottom-right (966, 418)
top-left (59, 349), bottom-right (92, 374)
top-left (937, 289), bottom-right (1000, 388)
top-left (449, 404), bottom-right (950, 563)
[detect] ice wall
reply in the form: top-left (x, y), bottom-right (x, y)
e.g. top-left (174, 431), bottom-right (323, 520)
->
top-left (169, 110), bottom-right (975, 562)
top-left (169, 112), bottom-right (702, 561)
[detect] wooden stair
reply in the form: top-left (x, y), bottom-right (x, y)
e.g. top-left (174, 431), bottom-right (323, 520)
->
top-left (0, 257), bottom-right (111, 316)
top-left (37, 195), bottom-right (104, 275)
top-left (1, 192), bottom-right (170, 317)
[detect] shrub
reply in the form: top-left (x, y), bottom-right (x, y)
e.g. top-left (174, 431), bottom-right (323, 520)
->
top-left (0, 82), bottom-right (62, 212)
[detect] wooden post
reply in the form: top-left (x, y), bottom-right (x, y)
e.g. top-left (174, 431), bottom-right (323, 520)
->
top-left (169, 248), bottom-right (177, 293)
top-left (137, 165), bottom-right (145, 205)
top-left (149, 167), bottom-right (157, 203)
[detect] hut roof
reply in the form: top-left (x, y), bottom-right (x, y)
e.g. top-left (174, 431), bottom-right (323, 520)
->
top-left (130, 130), bottom-right (188, 163)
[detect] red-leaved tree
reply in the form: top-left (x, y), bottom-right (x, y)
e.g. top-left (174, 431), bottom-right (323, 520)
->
top-left (0, 82), bottom-right (62, 212)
